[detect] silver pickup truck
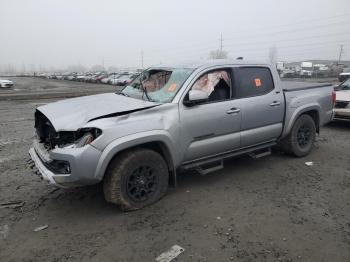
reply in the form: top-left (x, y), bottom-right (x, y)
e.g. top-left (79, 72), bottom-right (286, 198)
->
top-left (28, 60), bottom-right (335, 210)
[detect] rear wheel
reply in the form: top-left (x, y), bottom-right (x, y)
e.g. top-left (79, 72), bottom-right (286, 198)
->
top-left (103, 148), bottom-right (169, 211)
top-left (280, 114), bottom-right (316, 157)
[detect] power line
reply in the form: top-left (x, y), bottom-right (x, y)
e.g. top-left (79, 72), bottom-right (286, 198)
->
top-left (224, 20), bottom-right (349, 41)
top-left (224, 13), bottom-right (350, 39)
top-left (225, 40), bottom-right (350, 54)
top-left (145, 13), bottom-right (350, 52)
top-left (145, 30), bottom-right (350, 57)
top-left (140, 13), bottom-right (350, 64)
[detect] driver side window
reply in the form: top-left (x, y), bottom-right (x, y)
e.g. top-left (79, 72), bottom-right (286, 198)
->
top-left (190, 69), bottom-right (232, 102)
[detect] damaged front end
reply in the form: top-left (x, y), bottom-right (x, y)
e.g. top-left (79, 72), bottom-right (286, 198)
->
top-left (35, 110), bottom-right (102, 150)
top-left (28, 110), bottom-right (103, 187)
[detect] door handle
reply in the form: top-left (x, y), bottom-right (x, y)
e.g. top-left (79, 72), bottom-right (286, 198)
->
top-left (226, 108), bottom-right (240, 114)
top-left (270, 101), bottom-right (281, 107)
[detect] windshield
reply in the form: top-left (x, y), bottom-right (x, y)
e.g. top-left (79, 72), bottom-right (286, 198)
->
top-left (335, 79), bottom-right (350, 91)
top-left (121, 68), bottom-right (193, 103)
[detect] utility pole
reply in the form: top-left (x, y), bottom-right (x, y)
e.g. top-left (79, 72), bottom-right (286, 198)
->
top-left (141, 50), bottom-right (144, 69)
top-left (338, 44), bottom-right (344, 63)
top-left (220, 33), bottom-right (223, 53)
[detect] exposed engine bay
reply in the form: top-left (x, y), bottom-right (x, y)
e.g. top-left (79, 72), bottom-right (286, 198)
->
top-left (34, 110), bottom-right (101, 150)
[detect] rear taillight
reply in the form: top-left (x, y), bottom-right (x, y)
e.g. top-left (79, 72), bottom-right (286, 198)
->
top-left (332, 90), bottom-right (336, 104)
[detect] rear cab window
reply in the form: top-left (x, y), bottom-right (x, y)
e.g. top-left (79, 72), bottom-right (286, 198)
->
top-left (235, 67), bottom-right (274, 98)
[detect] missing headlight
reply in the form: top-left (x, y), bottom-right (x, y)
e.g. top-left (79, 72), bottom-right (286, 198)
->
top-left (48, 160), bottom-right (71, 174)
top-left (74, 128), bottom-right (102, 148)
top-left (75, 133), bottom-right (94, 148)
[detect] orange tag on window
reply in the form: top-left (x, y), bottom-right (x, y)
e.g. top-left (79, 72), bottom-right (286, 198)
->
top-left (254, 78), bottom-right (262, 87)
top-left (167, 83), bottom-right (177, 92)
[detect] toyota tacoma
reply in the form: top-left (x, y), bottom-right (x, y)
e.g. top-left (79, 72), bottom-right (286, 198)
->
top-left (28, 60), bottom-right (335, 210)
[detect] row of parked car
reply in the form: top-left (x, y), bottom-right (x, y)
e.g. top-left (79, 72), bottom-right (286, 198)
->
top-left (37, 72), bottom-right (139, 86)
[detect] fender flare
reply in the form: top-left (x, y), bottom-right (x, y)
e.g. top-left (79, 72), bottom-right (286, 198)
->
top-left (282, 103), bottom-right (321, 138)
top-left (94, 130), bottom-right (178, 181)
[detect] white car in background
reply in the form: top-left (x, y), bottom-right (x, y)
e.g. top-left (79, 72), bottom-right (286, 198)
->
top-left (0, 79), bottom-right (14, 88)
top-left (116, 75), bottom-right (134, 86)
top-left (339, 68), bottom-right (350, 82)
top-left (333, 79), bottom-right (350, 121)
top-left (101, 74), bottom-right (119, 84)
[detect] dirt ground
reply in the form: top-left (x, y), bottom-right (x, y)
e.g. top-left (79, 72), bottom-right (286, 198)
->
top-left (0, 77), bottom-right (349, 262)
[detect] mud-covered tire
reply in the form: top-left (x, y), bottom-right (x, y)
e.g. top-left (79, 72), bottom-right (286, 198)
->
top-left (103, 148), bottom-right (169, 211)
top-left (280, 114), bottom-right (316, 157)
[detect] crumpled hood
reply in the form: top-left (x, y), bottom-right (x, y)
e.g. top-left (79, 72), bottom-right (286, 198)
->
top-left (336, 90), bottom-right (350, 102)
top-left (37, 93), bottom-right (159, 131)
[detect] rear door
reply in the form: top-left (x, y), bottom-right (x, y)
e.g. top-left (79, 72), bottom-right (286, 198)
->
top-left (235, 67), bottom-right (285, 147)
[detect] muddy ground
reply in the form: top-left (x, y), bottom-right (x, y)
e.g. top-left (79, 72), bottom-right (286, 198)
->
top-left (0, 77), bottom-right (349, 262)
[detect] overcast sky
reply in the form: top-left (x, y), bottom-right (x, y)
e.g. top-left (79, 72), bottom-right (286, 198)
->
top-left (1, 0), bottom-right (350, 71)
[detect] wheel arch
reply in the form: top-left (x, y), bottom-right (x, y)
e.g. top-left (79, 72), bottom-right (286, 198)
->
top-left (94, 132), bottom-right (178, 186)
top-left (283, 104), bottom-right (320, 138)
top-left (303, 110), bottom-right (320, 133)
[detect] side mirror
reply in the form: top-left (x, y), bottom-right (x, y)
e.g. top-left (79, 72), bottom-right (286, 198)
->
top-left (184, 90), bottom-right (209, 106)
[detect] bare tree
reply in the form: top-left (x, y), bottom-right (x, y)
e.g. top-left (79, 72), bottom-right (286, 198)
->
top-left (66, 64), bottom-right (86, 73)
top-left (90, 64), bottom-right (105, 72)
top-left (209, 50), bottom-right (228, 59)
top-left (108, 66), bottom-right (119, 73)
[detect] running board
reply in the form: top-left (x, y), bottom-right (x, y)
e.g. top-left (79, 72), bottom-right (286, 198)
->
top-left (248, 147), bottom-right (271, 159)
top-left (196, 160), bottom-right (224, 176)
top-left (181, 141), bottom-right (276, 175)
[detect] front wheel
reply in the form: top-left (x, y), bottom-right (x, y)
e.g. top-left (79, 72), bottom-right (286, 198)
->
top-left (103, 148), bottom-right (169, 211)
top-left (280, 114), bottom-right (316, 157)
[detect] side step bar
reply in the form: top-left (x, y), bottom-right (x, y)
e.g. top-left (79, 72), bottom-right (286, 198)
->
top-left (181, 142), bottom-right (275, 175)
top-left (248, 147), bottom-right (271, 159)
top-left (196, 160), bottom-right (224, 176)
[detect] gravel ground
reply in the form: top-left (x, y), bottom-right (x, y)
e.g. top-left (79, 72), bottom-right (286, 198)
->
top-left (0, 78), bottom-right (349, 262)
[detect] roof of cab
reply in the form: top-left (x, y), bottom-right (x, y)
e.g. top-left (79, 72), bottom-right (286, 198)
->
top-left (150, 59), bottom-right (272, 70)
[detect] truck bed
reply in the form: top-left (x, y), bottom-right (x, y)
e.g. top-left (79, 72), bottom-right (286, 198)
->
top-left (281, 81), bottom-right (334, 139)
top-left (281, 81), bottom-right (332, 92)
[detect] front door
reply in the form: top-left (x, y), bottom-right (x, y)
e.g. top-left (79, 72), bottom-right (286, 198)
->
top-left (179, 68), bottom-right (242, 162)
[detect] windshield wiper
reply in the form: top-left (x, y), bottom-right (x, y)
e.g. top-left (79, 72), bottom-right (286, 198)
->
top-left (139, 74), bottom-right (152, 101)
top-left (119, 91), bottom-right (129, 97)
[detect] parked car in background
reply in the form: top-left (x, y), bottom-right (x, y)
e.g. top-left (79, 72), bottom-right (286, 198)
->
top-left (333, 78), bottom-right (350, 121)
top-left (84, 74), bottom-right (95, 83)
top-left (101, 73), bottom-right (119, 84)
top-left (116, 75), bottom-right (134, 86)
top-left (37, 73), bottom-right (47, 78)
top-left (76, 74), bottom-right (87, 82)
top-left (91, 73), bottom-right (107, 83)
top-left (28, 60), bottom-right (334, 210)
top-left (0, 79), bottom-right (14, 88)
top-left (280, 69), bottom-right (296, 78)
top-left (67, 73), bottom-right (77, 81)
top-left (300, 62), bottom-right (313, 77)
top-left (339, 68), bottom-right (350, 82)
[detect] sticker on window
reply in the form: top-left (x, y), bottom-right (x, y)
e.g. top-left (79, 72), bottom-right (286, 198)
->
top-left (254, 78), bottom-right (262, 88)
top-left (167, 83), bottom-right (177, 92)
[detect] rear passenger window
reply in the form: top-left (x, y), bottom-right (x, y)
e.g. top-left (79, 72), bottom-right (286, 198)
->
top-left (236, 67), bottom-right (274, 98)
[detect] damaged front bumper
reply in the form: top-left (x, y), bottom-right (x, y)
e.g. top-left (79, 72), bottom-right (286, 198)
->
top-left (333, 108), bottom-right (350, 121)
top-left (28, 139), bottom-right (103, 188)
